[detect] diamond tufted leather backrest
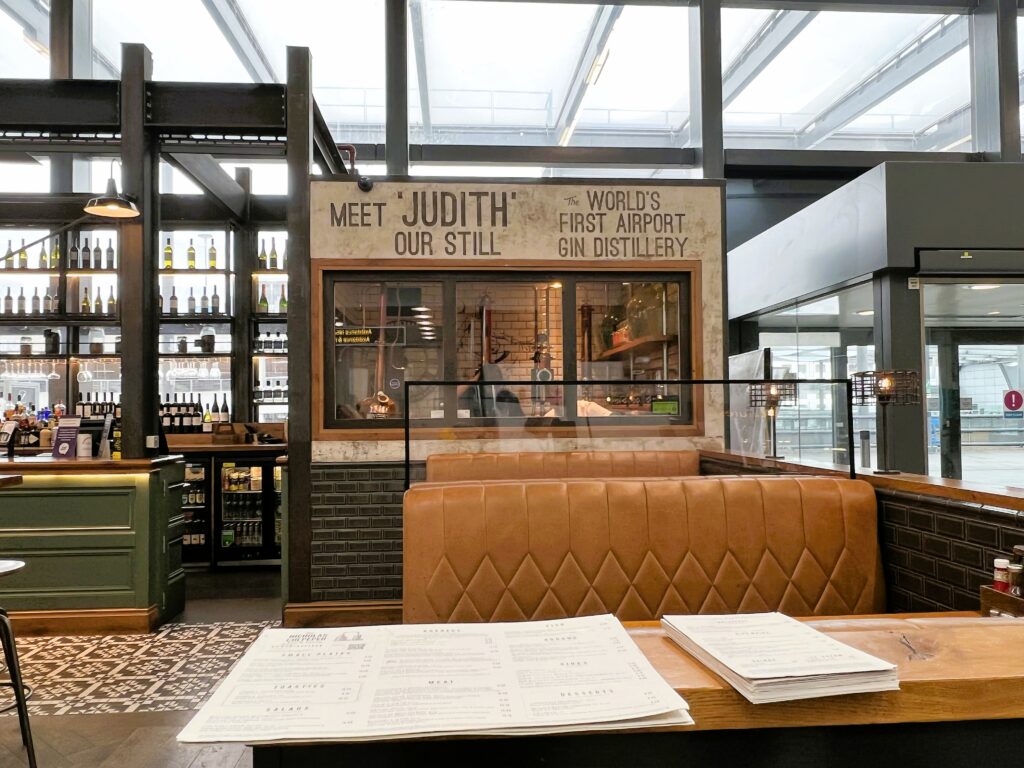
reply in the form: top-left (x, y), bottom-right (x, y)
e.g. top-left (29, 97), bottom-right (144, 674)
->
top-left (403, 476), bottom-right (885, 623)
top-left (424, 450), bottom-right (701, 483)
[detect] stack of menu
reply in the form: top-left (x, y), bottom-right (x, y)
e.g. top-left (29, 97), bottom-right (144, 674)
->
top-left (179, 614), bottom-right (692, 744)
top-left (661, 613), bottom-right (898, 704)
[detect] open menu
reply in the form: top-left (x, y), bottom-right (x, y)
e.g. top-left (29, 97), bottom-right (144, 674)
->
top-left (661, 612), bottom-right (898, 704)
top-left (178, 614), bottom-right (692, 744)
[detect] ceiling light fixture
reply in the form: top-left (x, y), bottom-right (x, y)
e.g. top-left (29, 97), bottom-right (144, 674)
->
top-left (967, 284), bottom-right (1000, 291)
top-left (856, 309), bottom-right (874, 316)
top-left (84, 161), bottom-right (139, 218)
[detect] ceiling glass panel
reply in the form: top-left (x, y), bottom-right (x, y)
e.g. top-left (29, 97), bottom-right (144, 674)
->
top-left (1018, 15), bottom-right (1024, 142)
top-left (236, 0), bottom-right (386, 143)
top-left (0, 5), bottom-right (49, 78)
top-left (721, 9), bottom-right (969, 151)
top-left (92, 0), bottom-right (252, 82)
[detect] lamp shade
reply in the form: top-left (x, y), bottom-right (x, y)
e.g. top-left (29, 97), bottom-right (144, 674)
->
top-left (851, 370), bottom-right (921, 406)
top-left (84, 177), bottom-right (140, 219)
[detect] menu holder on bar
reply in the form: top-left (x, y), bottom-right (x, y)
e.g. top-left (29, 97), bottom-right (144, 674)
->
top-left (661, 612), bottom-right (899, 704)
top-left (52, 417), bottom-right (82, 460)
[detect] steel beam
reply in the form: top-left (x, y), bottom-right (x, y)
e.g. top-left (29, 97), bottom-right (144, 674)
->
top-left (285, 46), bottom-right (314, 604)
top-left (313, 101), bottom-right (347, 176)
top-left (412, 143), bottom-right (699, 167)
top-left (969, 0), bottom-right (1021, 160)
top-left (202, 0), bottom-right (277, 83)
top-left (0, 80), bottom-right (119, 129)
top-left (146, 83), bottom-right (286, 131)
top-left (119, 43), bottom-right (160, 459)
top-left (409, 0), bottom-right (432, 139)
top-left (914, 103), bottom-right (972, 151)
top-left (0, 0), bottom-right (46, 47)
top-left (798, 14), bottom-right (968, 148)
top-left (164, 152), bottom-right (247, 219)
top-left (689, 0), bottom-right (725, 177)
top-left (552, 5), bottom-right (622, 145)
top-left (3, 0), bottom-right (117, 78)
top-left (385, 0), bottom-right (409, 174)
top-left (722, 10), bottom-right (817, 108)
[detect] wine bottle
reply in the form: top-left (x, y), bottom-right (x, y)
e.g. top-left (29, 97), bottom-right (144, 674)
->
top-left (93, 290), bottom-right (102, 314)
top-left (202, 400), bottom-right (213, 432)
top-left (81, 238), bottom-right (90, 269)
top-left (163, 237), bottom-right (173, 269)
top-left (258, 285), bottom-right (269, 313)
top-left (208, 242), bottom-right (217, 270)
top-left (220, 396), bottom-right (229, 423)
top-left (16, 288), bottom-right (25, 314)
top-left (187, 287), bottom-right (196, 314)
top-left (187, 239), bottom-right (196, 270)
top-left (254, 378), bottom-right (263, 401)
top-left (170, 287), bottom-right (178, 315)
top-left (31, 288), bottom-right (39, 314)
top-left (50, 238), bottom-right (61, 269)
top-left (258, 239), bottom-right (268, 270)
top-left (69, 239), bottom-right (79, 269)
top-left (43, 290), bottom-right (53, 314)
top-left (211, 286), bottom-right (220, 314)
top-left (269, 238), bottom-right (278, 270)
top-left (200, 286), bottom-right (209, 314)
top-left (106, 238), bottom-right (115, 269)
top-left (279, 241), bottom-right (286, 270)
top-left (211, 393), bottom-right (220, 423)
top-left (75, 393), bottom-right (85, 417)
top-left (18, 239), bottom-right (28, 269)
top-left (3, 288), bottom-right (12, 314)
top-left (81, 288), bottom-right (90, 313)
top-left (37, 243), bottom-right (47, 271)
top-left (107, 287), bottom-right (116, 314)
top-left (278, 286), bottom-right (287, 313)
top-left (92, 240), bottom-right (101, 269)
top-left (3, 240), bottom-right (12, 269)
top-left (82, 392), bottom-right (92, 419)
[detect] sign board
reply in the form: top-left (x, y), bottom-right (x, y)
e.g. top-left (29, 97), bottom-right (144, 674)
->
top-left (1004, 389), bottom-right (1023, 419)
top-left (311, 181), bottom-right (722, 263)
top-left (334, 326), bottom-right (406, 346)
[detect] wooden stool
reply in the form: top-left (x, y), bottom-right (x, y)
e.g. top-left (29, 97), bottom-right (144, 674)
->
top-left (0, 560), bottom-right (36, 768)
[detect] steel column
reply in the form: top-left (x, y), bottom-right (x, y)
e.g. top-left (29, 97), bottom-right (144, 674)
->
top-left (285, 46), bottom-right (314, 604)
top-left (689, 0), bottom-right (724, 179)
top-left (232, 166), bottom-right (254, 424)
top-left (969, 0), bottom-right (1021, 161)
top-left (873, 272), bottom-right (927, 474)
top-left (935, 331), bottom-right (962, 479)
top-left (119, 43), bottom-right (160, 459)
top-left (385, 0), bottom-right (410, 175)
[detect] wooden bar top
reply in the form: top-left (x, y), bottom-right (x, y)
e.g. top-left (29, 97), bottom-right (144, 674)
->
top-left (629, 615), bottom-right (1024, 731)
top-left (0, 455), bottom-right (184, 474)
top-left (698, 448), bottom-right (1024, 513)
top-left (171, 443), bottom-right (287, 455)
top-left (0, 474), bottom-right (23, 488)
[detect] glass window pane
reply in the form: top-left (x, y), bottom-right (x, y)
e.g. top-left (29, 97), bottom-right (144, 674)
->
top-left (722, 10), bottom-right (972, 151)
top-left (92, 0), bottom-right (253, 82)
top-left (0, 5), bottom-right (49, 78)
top-left (0, 159), bottom-right (50, 193)
top-left (332, 280), bottom-right (443, 420)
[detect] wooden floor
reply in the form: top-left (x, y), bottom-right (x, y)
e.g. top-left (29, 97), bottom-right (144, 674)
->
top-left (0, 711), bottom-right (251, 768)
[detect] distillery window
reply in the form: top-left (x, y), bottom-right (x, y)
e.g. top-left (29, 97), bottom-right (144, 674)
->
top-left (323, 271), bottom-right (694, 429)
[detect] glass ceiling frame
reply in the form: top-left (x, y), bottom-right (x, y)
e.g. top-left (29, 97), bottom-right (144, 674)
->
top-left (3, 0), bottom-right (1023, 177)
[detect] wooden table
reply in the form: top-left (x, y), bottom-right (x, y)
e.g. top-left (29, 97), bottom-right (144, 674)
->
top-left (0, 474), bottom-right (22, 489)
top-left (251, 616), bottom-right (1024, 767)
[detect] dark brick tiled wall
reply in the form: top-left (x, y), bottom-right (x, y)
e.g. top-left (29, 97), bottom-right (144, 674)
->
top-left (309, 462), bottom-right (425, 601)
top-left (879, 489), bottom-right (1024, 613)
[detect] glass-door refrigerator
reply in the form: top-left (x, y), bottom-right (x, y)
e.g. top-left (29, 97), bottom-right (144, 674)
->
top-left (214, 459), bottom-right (283, 566)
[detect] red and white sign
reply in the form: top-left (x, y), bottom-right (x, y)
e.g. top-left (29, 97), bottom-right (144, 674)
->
top-left (1004, 390), bottom-right (1023, 419)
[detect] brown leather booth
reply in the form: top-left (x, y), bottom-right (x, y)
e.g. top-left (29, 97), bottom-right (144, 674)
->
top-left (424, 450), bottom-right (701, 483)
top-left (403, 476), bottom-right (885, 623)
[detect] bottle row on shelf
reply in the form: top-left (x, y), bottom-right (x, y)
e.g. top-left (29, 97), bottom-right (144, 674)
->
top-left (254, 332), bottom-right (288, 353)
top-left (79, 287), bottom-right (118, 315)
top-left (257, 238), bottom-right (286, 272)
top-left (221, 521), bottom-right (265, 548)
top-left (1, 287), bottom-right (59, 315)
top-left (74, 391), bottom-right (122, 419)
top-left (162, 286), bottom-right (223, 315)
top-left (181, 485), bottom-right (207, 507)
top-left (254, 380), bottom-right (288, 403)
top-left (2, 237), bottom-right (118, 272)
top-left (3, 394), bottom-right (121, 448)
top-left (160, 393), bottom-right (231, 433)
top-left (257, 285), bottom-right (287, 314)
top-left (163, 238), bottom-right (219, 271)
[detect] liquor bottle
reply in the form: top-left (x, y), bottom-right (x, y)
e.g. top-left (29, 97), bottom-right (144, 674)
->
top-left (3, 240), bottom-right (11, 269)
top-left (271, 380), bottom-right (282, 401)
top-left (211, 393), bottom-right (220, 423)
top-left (75, 393), bottom-right (85, 417)
top-left (107, 287), bottom-right (116, 314)
top-left (273, 332), bottom-right (284, 351)
top-left (17, 239), bottom-right (28, 269)
top-left (258, 239), bottom-right (268, 270)
top-left (81, 238), bottom-right (90, 269)
top-left (82, 393), bottom-right (92, 419)
top-left (37, 243), bottom-right (46, 270)
top-left (187, 287), bottom-right (196, 314)
top-left (16, 288), bottom-right (25, 314)
top-left (187, 239), bottom-right (196, 270)
top-left (211, 286), bottom-right (221, 314)
top-left (92, 240), bottom-right (101, 269)
top-left (169, 287), bottom-right (179, 315)
top-left (50, 238), bottom-right (60, 269)
top-left (253, 378), bottom-right (263, 401)
top-left (93, 289), bottom-right (102, 314)
top-left (106, 238), bottom-right (115, 269)
top-left (43, 289), bottom-right (53, 314)
top-left (200, 286), bottom-right (209, 314)
top-left (81, 287), bottom-right (90, 313)
top-left (278, 286), bottom-right (287, 314)
top-left (114, 396), bottom-right (122, 420)
top-left (258, 285), bottom-right (269, 313)
top-left (3, 287), bottom-right (12, 314)
top-left (220, 395), bottom-right (229, 423)
top-left (265, 379), bottom-right (272, 402)
top-left (69, 239), bottom-right (79, 269)
top-left (208, 242), bottom-right (217, 270)
top-left (161, 396), bottom-right (172, 432)
top-left (163, 237), bottom-right (173, 269)
top-left (202, 399), bottom-right (213, 432)
top-left (31, 288), bottom-right (39, 314)
top-left (269, 238), bottom-right (279, 270)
